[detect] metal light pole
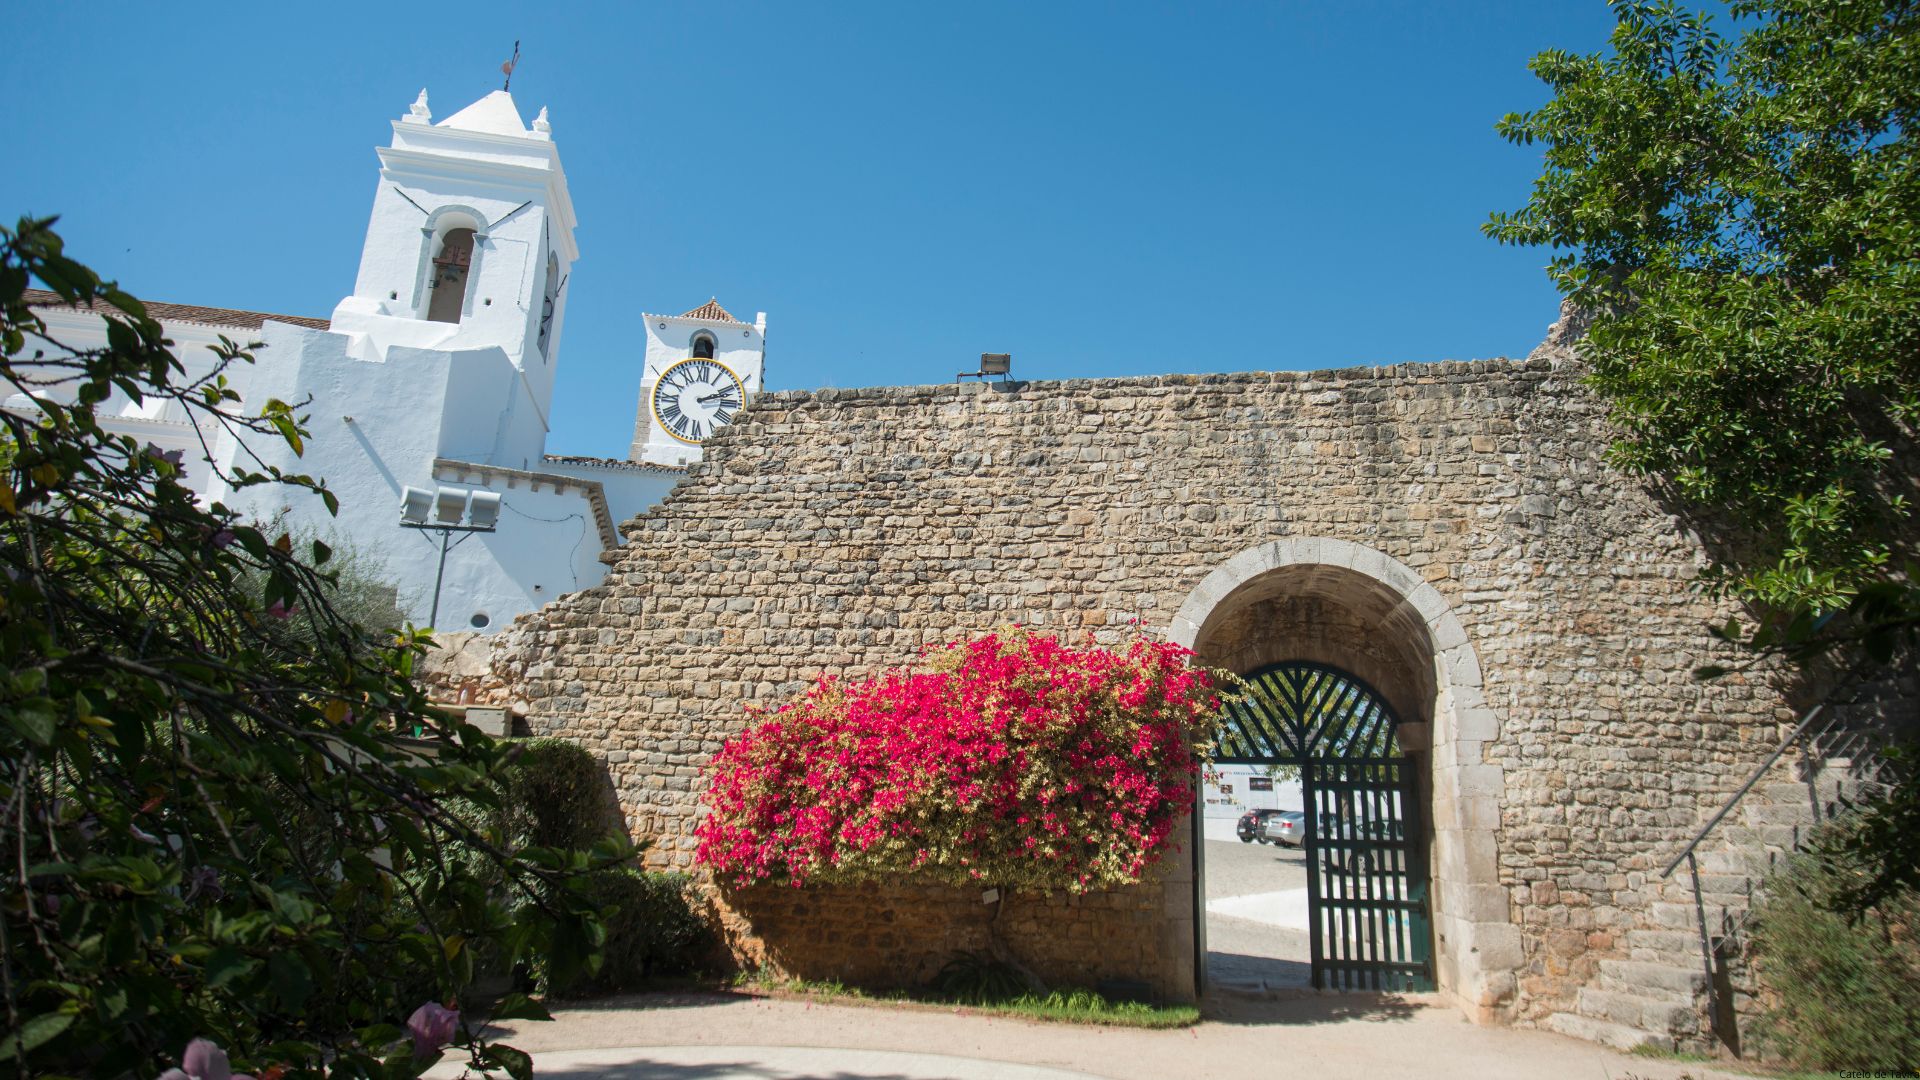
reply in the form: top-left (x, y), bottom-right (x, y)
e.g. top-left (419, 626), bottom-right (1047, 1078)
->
top-left (400, 485), bottom-right (500, 628)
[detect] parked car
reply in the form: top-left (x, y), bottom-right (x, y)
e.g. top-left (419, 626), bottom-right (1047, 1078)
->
top-left (1319, 816), bottom-right (1404, 875)
top-left (1260, 810), bottom-right (1307, 848)
top-left (1234, 808), bottom-right (1288, 843)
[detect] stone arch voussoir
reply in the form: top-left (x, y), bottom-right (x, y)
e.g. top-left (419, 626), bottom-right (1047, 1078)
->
top-left (1169, 537), bottom-right (1519, 1021)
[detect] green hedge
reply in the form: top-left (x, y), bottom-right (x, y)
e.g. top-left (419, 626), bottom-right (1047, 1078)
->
top-left (492, 740), bottom-right (714, 994)
top-left (502, 737), bottom-right (611, 851)
top-left (547, 869), bottom-right (713, 997)
top-left (1749, 821), bottom-right (1920, 1069)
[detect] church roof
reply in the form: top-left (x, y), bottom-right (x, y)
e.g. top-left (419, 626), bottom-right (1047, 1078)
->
top-left (679, 298), bottom-right (742, 324)
top-left (21, 288), bottom-right (330, 332)
top-left (543, 453), bottom-right (686, 474)
top-left (437, 90), bottom-right (528, 137)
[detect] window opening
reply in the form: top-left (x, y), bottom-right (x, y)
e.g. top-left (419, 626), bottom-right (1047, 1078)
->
top-left (427, 228), bottom-right (475, 324)
top-left (537, 251), bottom-right (561, 360)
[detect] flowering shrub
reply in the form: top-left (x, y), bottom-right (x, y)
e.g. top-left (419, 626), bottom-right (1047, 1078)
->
top-left (696, 629), bottom-right (1221, 893)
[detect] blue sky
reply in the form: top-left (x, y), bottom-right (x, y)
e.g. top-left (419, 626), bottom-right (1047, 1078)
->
top-left (5, 2), bottom-right (1620, 460)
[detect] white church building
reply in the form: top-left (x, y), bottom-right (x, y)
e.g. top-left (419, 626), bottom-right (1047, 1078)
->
top-left (14, 87), bottom-right (767, 632)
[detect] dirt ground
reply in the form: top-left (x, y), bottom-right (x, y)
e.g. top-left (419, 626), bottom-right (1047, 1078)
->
top-left (467, 990), bottom-right (1748, 1080)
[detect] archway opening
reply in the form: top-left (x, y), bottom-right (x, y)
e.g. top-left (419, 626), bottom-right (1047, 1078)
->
top-left (426, 227), bottom-right (475, 324)
top-left (1190, 562), bottom-right (1439, 995)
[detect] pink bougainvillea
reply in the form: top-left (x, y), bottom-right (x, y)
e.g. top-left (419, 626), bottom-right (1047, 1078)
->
top-left (695, 629), bottom-right (1221, 893)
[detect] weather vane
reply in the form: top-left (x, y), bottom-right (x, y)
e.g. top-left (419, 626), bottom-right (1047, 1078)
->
top-left (501, 40), bottom-right (520, 91)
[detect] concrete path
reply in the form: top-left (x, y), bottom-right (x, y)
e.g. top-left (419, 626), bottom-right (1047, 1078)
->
top-left (1206, 887), bottom-right (1310, 928)
top-left (449, 991), bottom-right (1748, 1080)
top-left (460, 1043), bottom-right (1101, 1079)
top-left (1201, 836), bottom-right (1313, 991)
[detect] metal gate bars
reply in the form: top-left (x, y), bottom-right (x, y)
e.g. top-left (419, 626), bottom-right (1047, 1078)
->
top-left (1305, 758), bottom-right (1432, 991)
top-left (1217, 662), bottom-right (1435, 992)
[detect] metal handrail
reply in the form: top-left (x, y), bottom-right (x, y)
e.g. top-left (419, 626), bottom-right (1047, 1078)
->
top-left (1655, 661), bottom-right (1871, 1052)
top-left (1659, 700), bottom-right (1839, 880)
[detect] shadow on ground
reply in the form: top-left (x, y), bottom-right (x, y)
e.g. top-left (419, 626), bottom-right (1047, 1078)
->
top-left (485, 991), bottom-right (752, 1044)
top-left (1199, 983), bottom-right (1427, 1026)
top-left (521, 1067), bottom-right (920, 1080)
top-left (1205, 949), bottom-right (1310, 990)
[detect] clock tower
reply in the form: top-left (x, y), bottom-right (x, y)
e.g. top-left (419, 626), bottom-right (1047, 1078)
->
top-left (631, 299), bottom-right (768, 467)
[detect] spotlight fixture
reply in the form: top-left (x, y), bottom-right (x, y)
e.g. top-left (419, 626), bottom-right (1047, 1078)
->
top-left (959, 352), bottom-right (1012, 383)
top-left (399, 485), bottom-right (434, 524)
top-left (467, 490), bottom-right (502, 529)
top-left (434, 486), bottom-right (468, 524)
top-left (398, 482), bottom-right (502, 628)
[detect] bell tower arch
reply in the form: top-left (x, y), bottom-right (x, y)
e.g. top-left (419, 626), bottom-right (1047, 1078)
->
top-left (332, 86), bottom-right (579, 412)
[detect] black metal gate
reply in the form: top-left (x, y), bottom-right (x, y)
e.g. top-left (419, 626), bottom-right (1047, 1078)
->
top-left (1216, 662), bottom-right (1434, 991)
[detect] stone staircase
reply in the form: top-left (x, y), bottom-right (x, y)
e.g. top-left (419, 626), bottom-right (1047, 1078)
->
top-left (1541, 694), bottom-right (1903, 1054)
top-left (1546, 953), bottom-right (1709, 1052)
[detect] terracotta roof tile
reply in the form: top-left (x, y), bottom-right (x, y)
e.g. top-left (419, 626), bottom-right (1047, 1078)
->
top-left (21, 288), bottom-right (330, 332)
top-left (679, 298), bottom-right (741, 324)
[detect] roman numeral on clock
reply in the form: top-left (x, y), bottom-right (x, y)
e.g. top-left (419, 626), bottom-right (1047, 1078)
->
top-left (653, 357), bottom-right (746, 445)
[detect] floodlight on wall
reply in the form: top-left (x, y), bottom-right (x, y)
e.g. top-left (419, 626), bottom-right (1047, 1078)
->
top-left (399, 485), bottom-right (434, 524)
top-left (959, 352), bottom-right (1012, 383)
top-left (467, 490), bottom-right (502, 529)
top-left (397, 482), bottom-right (502, 629)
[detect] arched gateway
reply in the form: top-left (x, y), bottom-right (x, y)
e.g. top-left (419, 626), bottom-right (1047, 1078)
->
top-left (1170, 538), bottom-right (1518, 1017)
top-left (1220, 662), bottom-right (1433, 991)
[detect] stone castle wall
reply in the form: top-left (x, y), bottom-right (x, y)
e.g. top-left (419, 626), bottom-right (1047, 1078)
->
top-left (476, 338), bottom-right (1810, 1047)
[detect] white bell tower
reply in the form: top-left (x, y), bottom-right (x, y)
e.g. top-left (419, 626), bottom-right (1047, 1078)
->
top-left (332, 87), bottom-right (579, 413)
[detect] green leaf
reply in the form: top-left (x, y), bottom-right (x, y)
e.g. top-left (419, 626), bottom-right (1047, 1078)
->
top-left (9, 701), bottom-right (58, 745)
top-left (109, 709), bottom-right (146, 768)
top-left (205, 945), bottom-right (259, 989)
top-left (481, 1043), bottom-right (534, 1080)
top-left (0, 1009), bottom-right (76, 1062)
top-left (268, 952), bottom-right (314, 1011)
top-left (490, 993), bottom-right (552, 1023)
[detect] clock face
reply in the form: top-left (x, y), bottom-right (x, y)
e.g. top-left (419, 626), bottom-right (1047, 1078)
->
top-left (651, 357), bottom-right (746, 444)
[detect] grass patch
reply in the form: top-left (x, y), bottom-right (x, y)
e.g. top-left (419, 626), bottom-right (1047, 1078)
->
top-left (1625, 1043), bottom-right (1873, 1080)
top-left (729, 971), bottom-right (1200, 1029)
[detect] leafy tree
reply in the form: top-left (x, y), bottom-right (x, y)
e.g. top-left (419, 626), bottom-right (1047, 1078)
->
top-left (1486, 0), bottom-right (1918, 614)
top-left (0, 217), bottom-right (627, 1079)
top-left (1487, 2), bottom-right (1920, 1055)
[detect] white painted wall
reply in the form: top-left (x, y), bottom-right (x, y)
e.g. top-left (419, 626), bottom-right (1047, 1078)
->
top-left (222, 301), bottom-right (611, 633)
top-left (14, 87), bottom-right (759, 635)
top-left (539, 457), bottom-right (682, 526)
top-left (1202, 764), bottom-right (1304, 819)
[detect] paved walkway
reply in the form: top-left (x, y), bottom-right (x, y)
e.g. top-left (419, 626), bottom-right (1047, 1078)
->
top-left (441, 991), bottom-right (1748, 1080)
top-left (1201, 834), bottom-right (1313, 991)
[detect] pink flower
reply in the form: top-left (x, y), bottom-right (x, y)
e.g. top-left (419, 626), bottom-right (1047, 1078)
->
top-left (265, 599), bottom-right (294, 620)
top-left (407, 1001), bottom-right (460, 1059)
top-left (694, 628), bottom-right (1216, 892)
top-left (158, 1039), bottom-right (254, 1080)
